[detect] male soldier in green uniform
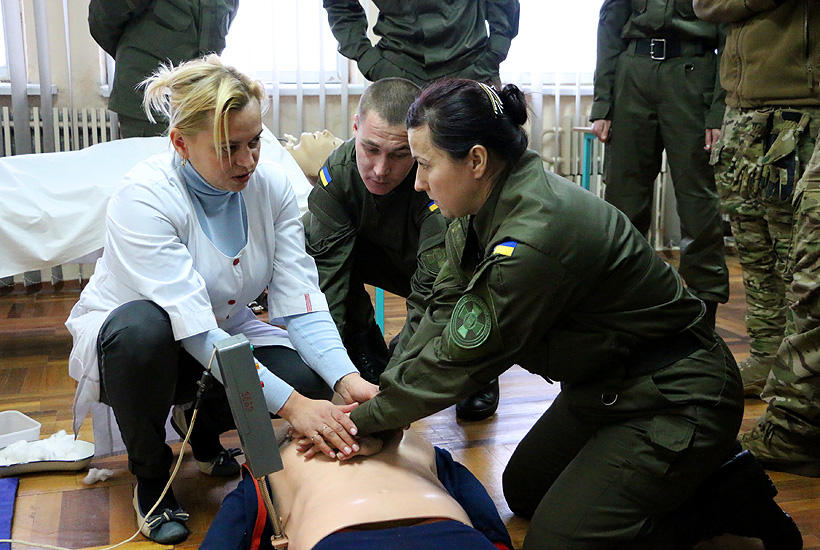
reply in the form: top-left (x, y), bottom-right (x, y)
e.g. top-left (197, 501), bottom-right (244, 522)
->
top-left (88, 0), bottom-right (238, 137)
top-left (303, 78), bottom-right (500, 421)
top-left (694, 0), bottom-right (820, 402)
top-left (591, 0), bottom-right (729, 327)
top-left (322, 0), bottom-right (520, 87)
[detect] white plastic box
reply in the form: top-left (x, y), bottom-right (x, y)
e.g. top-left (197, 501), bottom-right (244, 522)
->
top-left (0, 411), bottom-right (41, 449)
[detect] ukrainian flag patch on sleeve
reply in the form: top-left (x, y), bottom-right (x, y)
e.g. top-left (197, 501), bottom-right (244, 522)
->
top-left (427, 200), bottom-right (439, 212)
top-left (493, 240), bottom-right (517, 256)
top-left (319, 166), bottom-right (332, 187)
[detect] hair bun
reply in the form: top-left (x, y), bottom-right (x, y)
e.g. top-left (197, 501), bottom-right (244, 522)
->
top-left (500, 84), bottom-right (528, 126)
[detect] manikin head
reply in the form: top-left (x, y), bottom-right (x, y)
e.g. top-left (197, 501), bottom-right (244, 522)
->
top-left (284, 130), bottom-right (344, 184)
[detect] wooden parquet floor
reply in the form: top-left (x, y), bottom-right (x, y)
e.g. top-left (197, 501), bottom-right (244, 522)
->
top-left (0, 252), bottom-right (818, 550)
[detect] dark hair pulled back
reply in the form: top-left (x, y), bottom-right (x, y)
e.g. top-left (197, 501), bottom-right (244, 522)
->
top-left (406, 79), bottom-right (529, 166)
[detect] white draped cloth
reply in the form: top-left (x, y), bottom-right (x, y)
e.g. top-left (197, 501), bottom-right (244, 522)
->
top-left (0, 127), bottom-right (312, 278)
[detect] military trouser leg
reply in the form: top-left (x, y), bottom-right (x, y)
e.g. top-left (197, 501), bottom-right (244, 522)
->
top-left (503, 342), bottom-right (743, 549)
top-left (604, 52), bottom-right (664, 238)
top-left (604, 51), bottom-right (728, 303)
top-left (712, 107), bottom-right (806, 361)
top-left (342, 240), bottom-right (413, 341)
top-left (117, 114), bottom-right (165, 138)
top-left (655, 53), bottom-right (728, 303)
top-left (763, 139), bottom-right (820, 438)
top-left (729, 211), bottom-right (789, 359)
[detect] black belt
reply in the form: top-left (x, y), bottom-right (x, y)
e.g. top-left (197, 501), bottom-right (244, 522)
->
top-left (627, 329), bottom-right (704, 377)
top-left (633, 38), bottom-right (709, 60)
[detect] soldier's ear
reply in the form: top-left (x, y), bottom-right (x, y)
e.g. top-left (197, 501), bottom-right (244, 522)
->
top-left (468, 144), bottom-right (488, 180)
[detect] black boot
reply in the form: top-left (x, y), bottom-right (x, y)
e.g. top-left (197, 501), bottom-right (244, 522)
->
top-left (455, 378), bottom-right (499, 421)
top-left (679, 450), bottom-right (803, 550)
top-left (346, 321), bottom-right (390, 385)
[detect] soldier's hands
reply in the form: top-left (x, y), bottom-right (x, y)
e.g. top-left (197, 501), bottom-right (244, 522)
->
top-left (705, 128), bottom-right (721, 151)
top-left (592, 119), bottom-right (611, 143)
top-left (335, 372), bottom-right (379, 405)
top-left (294, 433), bottom-right (384, 460)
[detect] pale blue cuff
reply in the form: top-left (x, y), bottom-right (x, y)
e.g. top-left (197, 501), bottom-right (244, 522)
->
top-left (284, 310), bottom-right (358, 390)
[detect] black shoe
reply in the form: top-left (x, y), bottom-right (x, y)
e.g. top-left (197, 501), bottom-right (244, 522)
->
top-left (133, 485), bottom-right (189, 544)
top-left (455, 379), bottom-right (499, 421)
top-left (346, 322), bottom-right (390, 385)
top-left (710, 450), bottom-right (803, 550)
top-left (195, 447), bottom-right (242, 477)
top-left (170, 405), bottom-right (242, 476)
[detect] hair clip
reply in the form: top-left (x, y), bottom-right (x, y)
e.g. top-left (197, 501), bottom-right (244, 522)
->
top-left (478, 82), bottom-right (504, 116)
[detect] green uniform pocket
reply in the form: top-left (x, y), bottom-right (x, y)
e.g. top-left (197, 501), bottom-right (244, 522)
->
top-left (621, 415), bottom-right (697, 510)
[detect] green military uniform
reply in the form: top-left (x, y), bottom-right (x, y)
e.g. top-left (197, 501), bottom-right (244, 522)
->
top-left (592, 0), bottom-right (729, 305)
top-left (88, 0), bottom-right (238, 137)
top-left (350, 151), bottom-right (744, 548)
top-left (303, 139), bottom-right (448, 366)
top-left (322, 0), bottom-right (520, 86)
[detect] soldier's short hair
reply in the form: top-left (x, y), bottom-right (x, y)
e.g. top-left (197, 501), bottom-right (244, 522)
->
top-left (358, 78), bottom-right (421, 128)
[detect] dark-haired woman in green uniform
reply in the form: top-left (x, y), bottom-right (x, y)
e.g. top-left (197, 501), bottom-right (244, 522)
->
top-left (298, 79), bottom-right (801, 550)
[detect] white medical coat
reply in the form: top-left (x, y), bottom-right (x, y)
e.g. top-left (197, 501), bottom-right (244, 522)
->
top-left (66, 151), bottom-right (328, 454)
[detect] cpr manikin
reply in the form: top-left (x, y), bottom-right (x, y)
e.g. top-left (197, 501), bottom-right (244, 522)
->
top-left (268, 430), bottom-right (471, 550)
top-left (283, 130), bottom-right (344, 185)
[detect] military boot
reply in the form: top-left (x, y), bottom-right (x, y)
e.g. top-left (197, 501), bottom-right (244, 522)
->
top-left (740, 420), bottom-right (820, 477)
top-left (345, 321), bottom-right (390, 385)
top-left (455, 378), bottom-right (500, 421)
top-left (679, 450), bottom-right (803, 550)
top-left (738, 355), bottom-right (772, 397)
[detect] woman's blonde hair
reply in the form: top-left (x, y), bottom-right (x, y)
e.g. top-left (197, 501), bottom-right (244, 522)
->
top-left (141, 55), bottom-right (267, 157)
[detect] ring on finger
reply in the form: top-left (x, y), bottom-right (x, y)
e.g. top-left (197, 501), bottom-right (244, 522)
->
top-left (322, 424), bottom-right (331, 432)
top-left (311, 432), bottom-right (321, 440)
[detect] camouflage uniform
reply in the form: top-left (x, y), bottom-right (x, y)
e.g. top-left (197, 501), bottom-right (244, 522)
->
top-left (746, 138), bottom-right (820, 465)
top-left (711, 107), bottom-right (820, 364)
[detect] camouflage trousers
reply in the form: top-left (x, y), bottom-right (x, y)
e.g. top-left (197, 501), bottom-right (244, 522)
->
top-left (763, 136), bottom-right (820, 436)
top-left (712, 106), bottom-right (820, 360)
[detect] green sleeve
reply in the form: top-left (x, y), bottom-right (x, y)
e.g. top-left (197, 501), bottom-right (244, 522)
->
top-left (351, 240), bottom-right (574, 435)
top-left (693, 0), bottom-right (784, 22)
top-left (88, 0), bottom-right (154, 58)
top-left (304, 166), bottom-right (357, 336)
top-left (388, 211), bottom-right (448, 366)
top-left (198, 0), bottom-right (239, 56)
top-left (322, 0), bottom-right (373, 62)
top-left (707, 24), bottom-right (728, 129)
top-left (485, 0), bottom-right (521, 64)
top-left (590, 0), bottom-right (632, 122)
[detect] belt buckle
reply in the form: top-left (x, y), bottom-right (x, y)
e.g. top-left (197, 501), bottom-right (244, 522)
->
top-left (650, 38), bottom-right (666, 60)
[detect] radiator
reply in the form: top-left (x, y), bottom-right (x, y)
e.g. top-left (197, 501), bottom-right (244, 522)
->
top-left (0, 107), bottom-right (115, 290)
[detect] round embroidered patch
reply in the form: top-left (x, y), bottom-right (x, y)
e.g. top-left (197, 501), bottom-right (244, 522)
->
top-left (420, 247), bottom-right (447, 273)
top-left (451, 294), bottom-right (492, 349)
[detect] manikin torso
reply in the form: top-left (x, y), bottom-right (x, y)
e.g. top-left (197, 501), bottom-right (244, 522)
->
top-left (268, 430), bottom-right (472, 550)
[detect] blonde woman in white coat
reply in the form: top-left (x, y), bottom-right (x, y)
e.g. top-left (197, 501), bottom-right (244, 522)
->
top-left (65, 56), bottom-right (377, 544)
